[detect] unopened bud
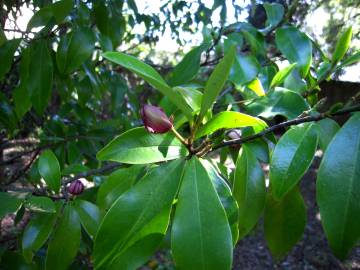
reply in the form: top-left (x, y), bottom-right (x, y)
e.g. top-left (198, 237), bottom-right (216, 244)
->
top-left (68, 180), bottom-right (84, 195)
top-left (140, 104), bottom-right (173, 134)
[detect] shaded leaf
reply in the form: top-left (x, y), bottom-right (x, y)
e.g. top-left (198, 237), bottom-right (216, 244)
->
top-left (264, 187), bottom-right (306, 259)
top-left (38, 150), bottom-right (61, 193)
top-left (234, 144), bottom-right (266, 239)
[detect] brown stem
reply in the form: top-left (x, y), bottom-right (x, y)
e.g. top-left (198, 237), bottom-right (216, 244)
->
top-left (211, 105), bottom-right (360, 151)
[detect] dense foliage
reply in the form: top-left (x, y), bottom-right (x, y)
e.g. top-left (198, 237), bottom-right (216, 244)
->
top-left (0, 0), bottom-right (359, 269)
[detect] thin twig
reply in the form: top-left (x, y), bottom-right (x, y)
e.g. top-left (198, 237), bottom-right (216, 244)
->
top-left (211, 104), bottom-right (360, 151)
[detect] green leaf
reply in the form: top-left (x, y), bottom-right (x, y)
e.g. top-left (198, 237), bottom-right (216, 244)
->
top-left (46, 203), bottom-right (81, 270)
top-left (73, 199), bottom-right (101, 239)
top-left (174, 86), bottom-right (203, 113)
top-left (102, 51), bottom-right (193, 119)
top-left (315, 118), bottom-right (340, 151)
top-left (317, 113), bottom-right (360, 259)
top-left (246, 78), bottom-right (265, 96)
top-left (38, 150), bottom-right (61, 193)
top-left (106, 208), bottom-right (170, 269)
top-left (263, 2), bottom-right (284, 28)
top-left (97, 165), bottom-right (145, 210)
top-left (0, 192), bottom-right (23, 219)
top-left (229, 54), bottom-right (260, 87)
top-left (270, 123), bottom-right (318, 200)
top-left (13, 47), bottom-right (31, 119)
top-left (28, 40), bottom-right (53, 115)
top-left (172, 157), bottom-right (233, 270)
top-left (234, 144), bottom-right (266, 239)
top-left (275, 26), bottom-right (312, 77)
top-left (22, 212), bottom-right (57, 262)
top-left (337, 51), bottom-right (360, 70)
top-left (93, 159), bottom-right (185, 269)
top-left (56, 27), bottom-right (95, 74)
top-left (246, 88), bottom-right (310, 119)
top-left (27, 0), bottom-right (73, 30)
top-left (264, 187), bottom-right (306, 259)
top-left (0, 26), bottom-right (6, 46)
top-left (332, 27), bottom-right (352, 64)
top-left (25, 196), bottom-right (56, 213)
top-left (241, 30), bottom-right (265, 57)
top-left (97, 127), bottom-right (188, 164)
top-left (51, 0), bottom-right (73, 23)
top-left (169, 43), bottom-right (210, 86)
top-left (0, 39), bottom-right (20, 81)
top-left (196, 111), bottom-right (267, 139)
top-left (199, 46), bottom-right (236, 121)
top-left (27, 6), bottom-right (53, 30)
top-left (201, 159), bottom-right (239, 245)
top-left (270, 63), bottom-right (297, 88)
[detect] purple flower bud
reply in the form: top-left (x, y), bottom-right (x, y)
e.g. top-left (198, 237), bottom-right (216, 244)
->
top-left (68, 180), bottom-right (84, 195)
top-left (140, 104), bottom-right (173, 134)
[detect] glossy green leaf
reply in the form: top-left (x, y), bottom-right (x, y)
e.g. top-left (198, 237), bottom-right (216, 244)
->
top-left (234, 144), bottom-right (266, 239)
top-left (175, 86), bottom-right (203, 112)
top-left (97, 165), bottom-right (145, 210)
top-left (73, 199), bottom-right (101, 239)
top-left (97, 127), bottom-right (188, 164)
top-left (25, 196), bottom-right (56, 213)
top-left (241, 30), bottom-right (265, 57)
top-left (196, 111), bottom-right (267, 139)
top-left (27, 0), bottom-right (73, 30)
top-left (199, 46), bottom-right (236, 121)
top-left (0, 192), bottom-right (23, 219)
top-left (264, 187), bottom-right (306, 259)
top-left (38, 150), bottom-right (61, 193)
top-left (0, 39), bottom-right (20, 81)
top-left (45, 203), bottom-right (81, 270)
top-left (0, 26), bottom-right (6, 46)
top-left (172, 158), bottom-right (233, 270)
top-left (201, 159), bottom-right (239, 245)
top-left (107, 208), bottom-right (170, 270)
top-left (275, 26), bottom-right (312, 77)
top-left (337, 50), bottom-right (360, 70)
top-left (229, 54), bottom-right (260, 87)
top-left (270, 63), bottom-right (297, 88)
top-left (332, 27), bottom-right (352, 64)
top-left (93, 159), bottom-right (185, 269)
top-left (317, 113), bottom-right (360, 259)
top-left (102, 51), bottom-right (193, 119)
top-left (51, 0), bottom-right (73, 23)
top-left (246, 88), bottom-right (310, 119)
top-left (315, 118), bottom-right (340, 151)
top-left (264, 2), bottom-right (284, 28)
top-left (270, 123), bottom-right (318, 200)
top-left (28, 40), bottom-right (53, 115)
top-left (169, 43), bottom-right (210, 86)
top-left (246, 78), bottom-right (265, 96)
top-left (22, 212), bottom-right (57, 262)
top-left (56, 27), bottom-right (95, 74)
top-left (13, 47), bottom-right (31, 118)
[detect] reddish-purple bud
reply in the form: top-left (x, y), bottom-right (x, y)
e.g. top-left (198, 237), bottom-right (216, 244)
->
top-left (68, 180), bottom-right (84, 195)
top-left (140, 104), bottom-right (173, 134)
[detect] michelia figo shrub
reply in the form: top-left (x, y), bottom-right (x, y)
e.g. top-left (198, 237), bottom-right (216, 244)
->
top-left (0, 0), bottom-right (359, 269)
